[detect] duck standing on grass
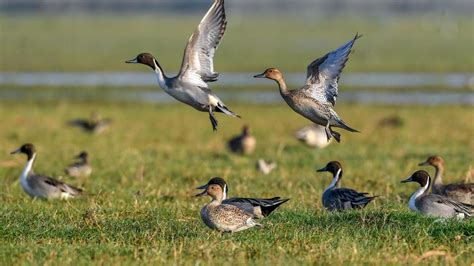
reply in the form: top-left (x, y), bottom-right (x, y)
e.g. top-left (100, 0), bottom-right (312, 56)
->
top-left (401, 170), bottom-right (472, 219)
top-left (65, 151), bottom-right (92, 178)
top-left (11, 143), bottom-right (83, 200)
top-left (419, 155), bottom-right (473, 204)
top-left (254, 34), bottom-right (361, 142)
top-left (317, 161), bottom-right (377, 211)
top-left (228, 125), bottom-right (256, 155)
top-left (126, 0), bottom-right (239, 131)
top-left (196, 179), bottom-right (262, 232)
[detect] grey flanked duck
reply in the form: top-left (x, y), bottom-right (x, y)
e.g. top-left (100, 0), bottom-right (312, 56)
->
top-left (65, 151), bottom-right (92, 178)
top-left (126, 0), bottom-right (239, 131)
top-left (196, 177), bottom-right (289, 218)
top-left (68, 112), bottom-right (112, 134)
top-left (254, 34), bottom-right (361, 142)
top-left (401, 170), bottom-right (472, 219)
top-left (317, 161), bottom-right (377, 211)
top-left (228, 125), bottom-right (256, 155)
top-left (419, 155), bottom-right (473, 204)
top-left (196, 178), bottom-right (262, 232)
top-left (11, 144), bottom-right (83, 200)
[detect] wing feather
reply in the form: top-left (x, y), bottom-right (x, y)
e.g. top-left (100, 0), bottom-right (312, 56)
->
top-left (304, 34), bottom-right (361, 106)
top-left (179, 0), bottom-right (227, 86)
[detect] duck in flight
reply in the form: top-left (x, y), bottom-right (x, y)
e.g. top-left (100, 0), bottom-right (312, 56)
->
top-left (254, 34), bottom-right (361, 142)
top-left (126, 0), bottom-right (239, 131)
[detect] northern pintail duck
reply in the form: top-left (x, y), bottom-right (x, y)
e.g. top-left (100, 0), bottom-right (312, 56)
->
top-left (401, 170), bottom-right (472, 219)
top-left (295, 125), bottom-right (331, 149)
top-left (196, 179), bottom-right (262, 232)
top-left (65, 151), bottom-right (92, 178)
top-left (11, 144), bottom-right (83, 200)
top-left (228, 125), bottom-right (256, 155)
top-left (419, 155), bottom-right (473, 204)
top-left (317, 161), bottom-right (377, 211)
top-left (126, 0), bottom-right (239, 131)
top-left (68, 112), bottom-right (112, 134)
top-left (196, 177), bottom-right (289, 218)
top-left (254, 34), bottom-right (361, 142)
top-left (256, 159), bottom-right (277, 175)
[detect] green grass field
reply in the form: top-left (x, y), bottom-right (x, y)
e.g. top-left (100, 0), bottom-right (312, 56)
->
top-left (1, 15), bottom-right (473, 72)
top-left (0, 100), bottom-right (473, 265)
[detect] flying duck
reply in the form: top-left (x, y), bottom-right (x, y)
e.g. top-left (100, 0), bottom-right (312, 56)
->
top-left (227, 125), bottom-right (256, 155)
top-left (317, 161), bottom-right (377, 211)
top-left (256, 159), bottom-right (277, 175)
top-left (419, 155), bottom-right (473, 204)
top-left (401, 170), bottom-right (472, 219)
top-left (126, 0), bottom-right (239, 131)
top-left (196, 180), bottom-right (261, 232)
top-left (11, 144), bottom-right (83, 200)
top-left (64, 151), bottom-right (92, 178)
top-left (68, 112), bottom-right (112, 134)
top-left (295, 125), bottom-right (332, 148)
top-left (196, 177), bottom-right (289, 218)
top-left (254, 34), bottom-right (361, 142)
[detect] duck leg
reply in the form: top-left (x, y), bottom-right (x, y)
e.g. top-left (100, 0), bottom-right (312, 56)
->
top-left (324, 122), bottom-right (332, 141)
top-left (209, 106), bottom-right (218, 131)
top-left (330, 127), bottom-right (341, 143)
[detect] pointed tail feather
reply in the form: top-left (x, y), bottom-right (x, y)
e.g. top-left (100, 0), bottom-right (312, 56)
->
top-left (216, 104), bottom-right (241, 118)
top-left (336, 119), bottom-right (359, 133)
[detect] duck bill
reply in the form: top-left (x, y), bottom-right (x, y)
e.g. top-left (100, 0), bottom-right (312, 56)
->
top-left (418, 161), bottom-right (429, 166)
top-left (10, 148), bottom-right (21, 155)
top-left (253, 73), bottom-right (266, 78)
top-left (400, 176), bottom-right (413, 183)
top-left (195, 184), bottom-right (208, 197)
top-left (316, 166), bottom-right (327, 173)
top-left (125, 58), bottom-right (138, 64)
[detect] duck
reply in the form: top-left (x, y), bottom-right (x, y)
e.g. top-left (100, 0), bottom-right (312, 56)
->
top-left (401, 170), bottom-right (472, 219)
top-left (254, 34), bottom-right (361, 142)
top-left (11, 143), bottom-right (83, 200)
top-left (295, 124), bottom-right (331, 148)
top-left (227, 125), bottom-right (256, 155)
top-left (317, 161), bottom-right (377, 211)
top-left (256, 159), bottom-right (277, 175)
top-left (419, 155), bottom-right (473, 204)
top-left (64, 151), bottom-right (92, 178)
top-left (196, 179), bottom-right (262, 232)
top-left (68, 112), bottom-right (112, 134)
top-left (126, 0), bottom-right (239, 131)
top-left (196, 177), bottom-right (289, 218)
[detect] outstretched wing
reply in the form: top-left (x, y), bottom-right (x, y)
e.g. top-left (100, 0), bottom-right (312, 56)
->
top-left (178, 0), bottom-right (227, 86)
top-left (304, 34), bottom-right (361, 106)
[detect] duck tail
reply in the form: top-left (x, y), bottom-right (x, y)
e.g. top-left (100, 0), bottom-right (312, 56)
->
top-left (336, 119), bottom-right (359, 133)
top-left (257, 198), bottom-right (290, 217)
top-left (216, 104), bottom-right (241, 118)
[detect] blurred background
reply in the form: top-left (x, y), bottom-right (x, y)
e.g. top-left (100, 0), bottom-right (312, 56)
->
top-left (0, 0), bottom-right (473, 104)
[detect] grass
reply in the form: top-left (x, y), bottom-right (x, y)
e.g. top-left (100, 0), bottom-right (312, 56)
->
top-left (0, 14), bottom-right (473, 72)
top-left (0, 99), bottom-right (473, 265)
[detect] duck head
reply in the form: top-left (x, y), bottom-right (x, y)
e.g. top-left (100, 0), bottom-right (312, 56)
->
top-left (195, 177), bottom-right (228, 199)
top-left (254, 68), bottom-right (283, 81)
top-left (126, 53), bottom-right (157, 70)
top-left (418, 155), bottom-right (444, 167)
top-left (401, 170), bottom-right (430, 187)
top-left (76, 151), bottom-right (89, 160)
top-left (242, 125), bottom-right (250, 136)
top-left (11, 143), bottom-right (36, 160)
top-left (317, 161), bottom-right (343, 178)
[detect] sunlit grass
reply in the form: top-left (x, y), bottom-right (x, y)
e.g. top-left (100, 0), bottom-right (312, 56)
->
top-left (0, 100), bottom-right (473, 264)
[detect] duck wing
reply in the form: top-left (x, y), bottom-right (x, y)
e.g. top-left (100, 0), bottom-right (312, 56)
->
top-left (178, 0), bottom-right (227, 86)
top-left (38, 175), bottom-right (83, 196)
top-left (332, 187), bottom-right (376, 209)
top-left (429, 194), bottom-right (472, 217)
top-left (303, 34), bottom-right (361, 106)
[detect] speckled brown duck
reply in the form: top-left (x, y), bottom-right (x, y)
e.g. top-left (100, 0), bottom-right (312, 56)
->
top-left (254, 34), bottom-right (361, 142)
top-left (419, 155), bottom-right (473, 204)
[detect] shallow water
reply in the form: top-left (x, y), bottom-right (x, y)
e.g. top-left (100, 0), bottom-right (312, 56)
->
top-left (1, 89), bottom-right (472, 105)
top-left (1, 72), bottom-right (473, 88)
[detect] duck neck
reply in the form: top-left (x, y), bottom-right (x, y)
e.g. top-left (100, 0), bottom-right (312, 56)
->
top-left (432, 164), bottom-right (444, 187)
top-left (275, 77), bottom-right (289, 96)
top-left (408, 178), bottom-right (430, 212)
top-left (153, 59), bottom-right (168, 89)
top-left (21, 153), bottom-right (36, 181)
top-left (324, 168), bottom-right (342, 193)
